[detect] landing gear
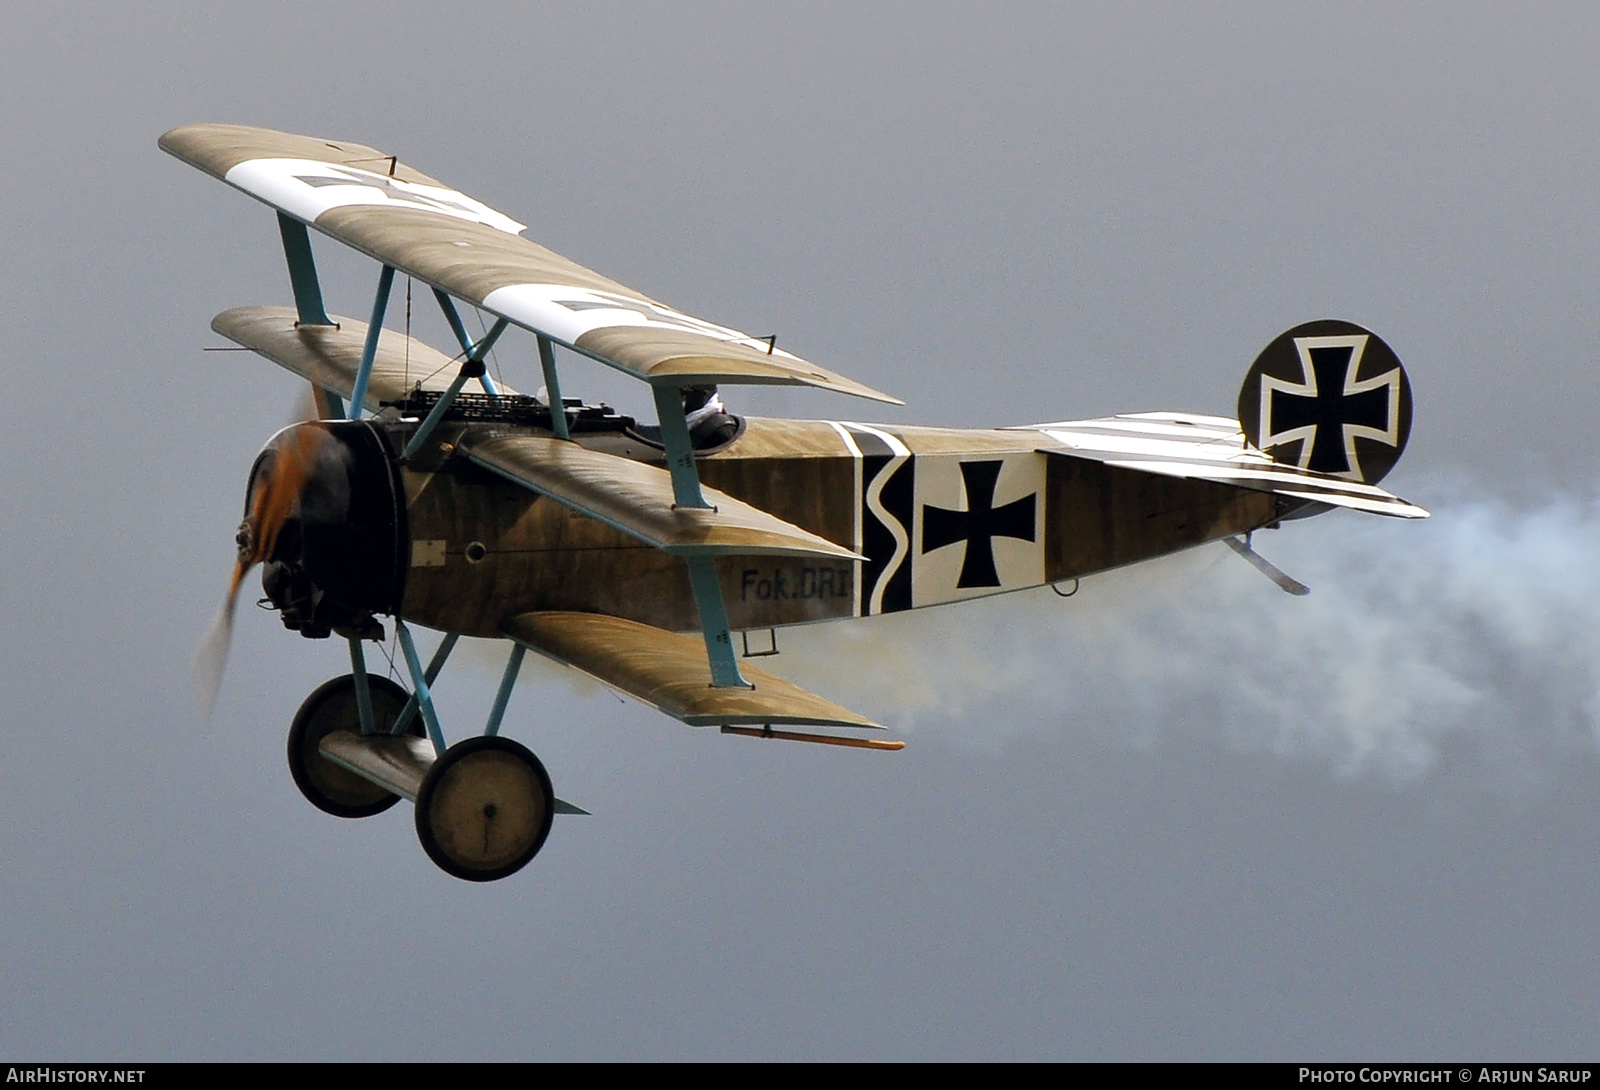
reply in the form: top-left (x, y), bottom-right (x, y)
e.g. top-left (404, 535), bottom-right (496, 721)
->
top-left (287, 674), bottom-right (419, 818)
top-left (288, 628), bottom-right (569, 882)
top-left (414, 736), bottom-right (555, 882)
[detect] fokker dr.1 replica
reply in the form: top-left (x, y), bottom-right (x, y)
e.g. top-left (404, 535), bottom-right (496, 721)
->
top-left (162, 123), bottom-right (1426, 882)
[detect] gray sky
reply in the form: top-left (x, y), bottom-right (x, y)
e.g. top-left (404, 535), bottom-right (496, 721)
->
top-left (3, 2), bottom-right (1600, 1059)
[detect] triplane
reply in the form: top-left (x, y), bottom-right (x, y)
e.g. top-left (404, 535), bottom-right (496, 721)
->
top-left (164, 124), bottom-right (1427, 882)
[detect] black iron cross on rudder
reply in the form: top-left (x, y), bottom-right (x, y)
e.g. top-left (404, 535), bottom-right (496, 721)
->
top-left (1266, 343), bottom-right (1394, 475)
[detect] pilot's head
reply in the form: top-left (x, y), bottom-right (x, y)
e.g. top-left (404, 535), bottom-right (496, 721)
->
top-left (682, 384), bottom-right (719, 413)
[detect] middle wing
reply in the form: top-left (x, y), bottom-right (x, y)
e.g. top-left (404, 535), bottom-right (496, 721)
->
top-left (211, 304), bottom-right (509, 410)
top-left (463, 434), bottom-right (861, 560)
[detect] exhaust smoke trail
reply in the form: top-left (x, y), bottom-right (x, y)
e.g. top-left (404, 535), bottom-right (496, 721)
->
top-left (772, 481), bottom-right (1600, 785)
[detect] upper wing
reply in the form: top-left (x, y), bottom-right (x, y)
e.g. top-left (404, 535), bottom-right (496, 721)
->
top-left (1018, 411), bottom-right (1430, 519)
top-left (162, 123), bottom-right (900, 404)
top-left (464, 433), bottom-right (861, 560)
top-left (211, 305), bottom-right (513, 410)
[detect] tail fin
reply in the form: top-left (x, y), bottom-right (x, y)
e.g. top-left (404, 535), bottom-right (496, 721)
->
top-left (1237, 320), bottom-right (1413, 485)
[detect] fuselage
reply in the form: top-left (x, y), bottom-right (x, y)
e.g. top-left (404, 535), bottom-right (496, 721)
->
top-left (257, 413), bottom-right (1286, 641)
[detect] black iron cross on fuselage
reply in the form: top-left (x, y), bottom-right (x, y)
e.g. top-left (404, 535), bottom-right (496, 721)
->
top-left (921, 460), bottom-right (1036, 588)
top-left (1267, 343), bottom-right (1394, 475)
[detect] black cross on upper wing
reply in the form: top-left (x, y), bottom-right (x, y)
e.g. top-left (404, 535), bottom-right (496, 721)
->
top-left (292, 166), bottom-right (489, 219)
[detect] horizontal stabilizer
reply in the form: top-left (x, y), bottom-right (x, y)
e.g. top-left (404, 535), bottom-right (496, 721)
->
top-left (319, 731), bottom-right (587, 813)
top-left (1088, 456), bottom-right (1429, 519)
top-left (165, 124), bottom-right (900, 404)
top-left (211, 305), bottom-right (511, 409)
top-left (504, 612), bottom-right (881, 729)
top-left (1026, 413), bottom-right (1428, 520)
top-left (466, 434), bottom-right (860, 560)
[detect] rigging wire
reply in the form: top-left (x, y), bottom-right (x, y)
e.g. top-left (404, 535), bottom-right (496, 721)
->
top-left (404, 276), bottom-right (412, 390)
top-left (376, 628), bottom-right (401, 685)
top-left (413, 342), bottom-right (473, 388)
top-left (472, 304), bottom-right (508, 391)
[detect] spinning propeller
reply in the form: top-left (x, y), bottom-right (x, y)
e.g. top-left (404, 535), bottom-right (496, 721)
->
top-left (193, 418), bottom-right (331, 716)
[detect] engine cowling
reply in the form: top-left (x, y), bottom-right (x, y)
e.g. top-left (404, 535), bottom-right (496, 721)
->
top-left (242, 421), bottom-right (406, 638)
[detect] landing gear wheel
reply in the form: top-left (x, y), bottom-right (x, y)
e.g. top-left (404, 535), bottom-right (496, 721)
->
top-left (287, 674), bottom-right (419, 819)
top-left (414, 736), bottom-right (555, 882)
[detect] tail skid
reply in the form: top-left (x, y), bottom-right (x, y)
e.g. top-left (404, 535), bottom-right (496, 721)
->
top-left (1223, 533), bottom-right (1311, 596)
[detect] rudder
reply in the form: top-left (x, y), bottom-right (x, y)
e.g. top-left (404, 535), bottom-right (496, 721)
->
top-left (1237, 319), bottom-right (1413, 485)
